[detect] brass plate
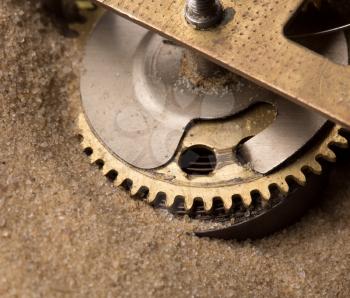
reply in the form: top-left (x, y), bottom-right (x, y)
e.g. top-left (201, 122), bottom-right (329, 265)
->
top-left (94, 0), bottom-right (350, 129)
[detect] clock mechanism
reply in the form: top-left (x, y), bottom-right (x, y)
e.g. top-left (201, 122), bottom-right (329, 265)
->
top-left (46, 0), bottom-right (350, 239)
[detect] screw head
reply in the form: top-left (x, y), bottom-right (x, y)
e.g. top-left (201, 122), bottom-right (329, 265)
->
top-left (185, 0), bottom-right (224, 30)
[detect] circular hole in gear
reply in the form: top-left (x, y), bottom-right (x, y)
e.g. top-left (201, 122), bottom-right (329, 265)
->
top-left (179, 146), bottom-right (217, 176)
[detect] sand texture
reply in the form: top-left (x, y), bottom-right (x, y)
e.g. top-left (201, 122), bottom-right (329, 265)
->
top-left (1, 1), bottom-right (350, 297)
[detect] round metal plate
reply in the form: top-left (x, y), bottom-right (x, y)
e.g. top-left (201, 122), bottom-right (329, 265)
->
top-left (81, 12), bottom-right (347, 173)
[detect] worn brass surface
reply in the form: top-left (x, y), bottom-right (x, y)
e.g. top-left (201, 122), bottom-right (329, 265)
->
top-left (76, 6), bottom-right (348, 213)
top-left (94, 0), bottom-right (350, 129)
top-left (79, 111), bottom-right (347, 212)
top-left (81, 12), bottom-right (349, 173)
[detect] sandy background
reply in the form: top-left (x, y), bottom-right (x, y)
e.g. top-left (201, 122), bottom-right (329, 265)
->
top-left (1, 1), bottom-right (350, 297)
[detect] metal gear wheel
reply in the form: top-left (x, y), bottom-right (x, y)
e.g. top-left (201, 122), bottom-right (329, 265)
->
top-left (78, 114), bottom-right (347, 212)
top-left (77, 10), bottom-right (349, 238)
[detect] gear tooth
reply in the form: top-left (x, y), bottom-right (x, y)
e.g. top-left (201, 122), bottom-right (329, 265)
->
top-left (165, 195), bottom-right (176, 208)
top-left (222, 196), bottom-right (233, 210)
top-left (321, 148), bottom-right (337, 162)
top-left (91, 155), bottom-right (104, 167)
top-left (332, 134), bottom-right (348, 148)
top-left (79, 134), bottom-right (89, 148)
top-left (88, 152), bottom-right (97, 163)
top-left (93, 146), bottom-right (104, 156)
top-left (258, 186), bottom-right (271, 201)
top-left (146, 189), bottom-right (157, 204)
top-left (277, 181), bottom-right (289, 194)
top-left (102, 166), bottom-right (111, 176)
top-left (166, 190), bottom-right (179, 208)
top-left (81, 139), bottom-right (89, 148)
top-left (130, 184), bottom-right (140, 196)
top-left (184, 196), bottom-right (195, 210)
top-left (308, 159), bottom-right (322, 175)
top-left (240, 192), bottom-right (252, 207)
top-left (292, 170), bottom-right (307, 186)
top-left (203, 198), bottom-right (213, 212)
top-left (76, 0), bottom-right (96, 10)
top-left (129, 177), bottom-right (143, 196)
top-left (114, 174), bottom-right (126, 187)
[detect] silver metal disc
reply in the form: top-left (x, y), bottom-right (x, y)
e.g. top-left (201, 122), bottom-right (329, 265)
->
top-left (240, 32), bottom-right (348, 173)
top-left (81, 12), bottom-right (273, 169)
top-left (81, 12), bottom-right (348, 173)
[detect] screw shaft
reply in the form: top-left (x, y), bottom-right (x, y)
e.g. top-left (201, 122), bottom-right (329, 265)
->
top-left (187, 0), bottom-right (216, 15)
top-left (185, 0), bottom-right (224, 29)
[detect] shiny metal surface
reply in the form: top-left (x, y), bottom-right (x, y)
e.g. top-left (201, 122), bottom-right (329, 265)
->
top-left (185, 0), bottom-right (224, 30)
top-left (241, 30), bottom-right (349, 174)
top-left (287, 24), bottom-right (350, 39)
top-left (284, 2), bottom-right (350, 39)
top-left (81, 13), bottom-right (347, 172)
top-left (239, 99), bottom-right (325, 174)
top-left (81, 13), bottom-right (272, 169)
top-left (94, 0), bottom-right (350, 129)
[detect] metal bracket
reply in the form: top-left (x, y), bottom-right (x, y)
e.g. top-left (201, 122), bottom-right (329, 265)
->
top-left (94, 0), bottom-right (350, 129)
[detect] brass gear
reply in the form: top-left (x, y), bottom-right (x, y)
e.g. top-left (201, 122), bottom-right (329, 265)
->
top-left (78, 106), bottom-right (348, 214)
top-left (75, 6), bottom-right (348, 218)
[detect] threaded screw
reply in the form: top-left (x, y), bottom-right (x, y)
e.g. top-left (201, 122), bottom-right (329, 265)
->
top-left (185, 0), bottom-right (224, 30)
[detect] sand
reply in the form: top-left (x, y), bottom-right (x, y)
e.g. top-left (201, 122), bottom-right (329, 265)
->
top-left (1, 1), bottom-right (350, 297)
